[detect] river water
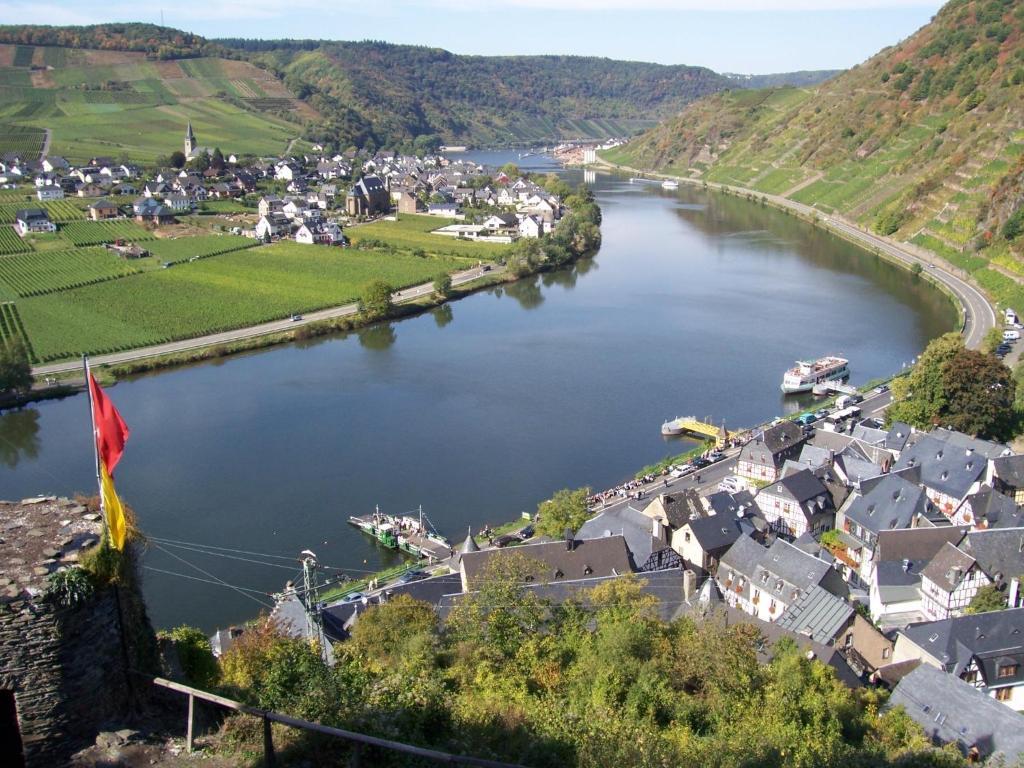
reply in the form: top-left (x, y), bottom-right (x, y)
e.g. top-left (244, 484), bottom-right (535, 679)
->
top-left (0, 153), bottom-right (955, 631)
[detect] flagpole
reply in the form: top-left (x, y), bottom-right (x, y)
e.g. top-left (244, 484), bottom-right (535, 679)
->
top-left (83, 354), bottom-right (108, 544)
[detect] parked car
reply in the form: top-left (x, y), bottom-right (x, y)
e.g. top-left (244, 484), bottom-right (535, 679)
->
top-left (670, 464), bottom-right (696, 479)
top-left (797, 413), bottom-right (817, 426)
top-left (814, 409), bottom-right (829, 420)
top-left (395, 570), bottom-right (428, 585)
top-left (873, 384), bottom-right (890, 394)
top-left (339, 591), bottom-right (364, 604)
top-left (718, 476), bottom-right (743, 494)
top-left (707, 450), bottom-right (724, 462)
top-left (692, 457), bottom-right (711, 469)
top-left (291, 314), bottom-right (303, 321)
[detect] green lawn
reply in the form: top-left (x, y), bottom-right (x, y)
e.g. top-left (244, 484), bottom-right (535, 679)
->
top-left (350, 214), bottom-right (509, 259)
top-left (18, 242), bottom-right (471, 361)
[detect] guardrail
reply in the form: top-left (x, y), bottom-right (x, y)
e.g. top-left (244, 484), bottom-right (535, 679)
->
top-left (152, 677), bottom-right (526, 768)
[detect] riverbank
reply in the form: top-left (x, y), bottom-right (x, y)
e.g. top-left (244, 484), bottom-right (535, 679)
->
top-left (590, 156), bottom-right (996, 350)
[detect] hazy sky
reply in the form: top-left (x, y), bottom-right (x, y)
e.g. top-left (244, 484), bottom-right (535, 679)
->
top-left (3, 1), bottom-right (946, 73)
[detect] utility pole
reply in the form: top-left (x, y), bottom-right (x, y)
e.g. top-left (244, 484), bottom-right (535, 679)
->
top-left (300, 549), bottom-right (329, 665)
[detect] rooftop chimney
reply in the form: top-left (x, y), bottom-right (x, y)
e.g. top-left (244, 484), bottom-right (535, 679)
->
top-left (902, 558), bottom-right (911, 572)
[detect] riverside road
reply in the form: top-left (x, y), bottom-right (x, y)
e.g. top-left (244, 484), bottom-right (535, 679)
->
top-left (594, 158), bottom-right (997, 351)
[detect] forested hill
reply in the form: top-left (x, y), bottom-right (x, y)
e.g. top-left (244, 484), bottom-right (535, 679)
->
top-left (237, 41), bottom-right (737, 148)
top-left (609, 0), bottom-right (1024, 285)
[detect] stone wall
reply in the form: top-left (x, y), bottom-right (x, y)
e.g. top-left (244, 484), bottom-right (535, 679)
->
top-left (0, 497), bottom-right (159, 767)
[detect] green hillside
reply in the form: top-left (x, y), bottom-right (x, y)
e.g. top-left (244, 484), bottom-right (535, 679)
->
top-left (611, 0), bottom-right (1024, 280)
top-left (0, 41), bottom-right (310, 162)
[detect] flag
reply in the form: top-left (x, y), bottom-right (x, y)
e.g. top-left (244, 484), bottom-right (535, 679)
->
top-left (88, 373), bottom-right (129, 474)
top-left (100, 461), bottom-right (127, 551)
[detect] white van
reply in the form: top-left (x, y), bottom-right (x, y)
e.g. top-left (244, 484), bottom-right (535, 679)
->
top-left (835, 395), bottom-right (854, 409)
top-left (718, 476), bottom-right (743, 494)
top-left (1004, 330), bottom-right (1020, 341)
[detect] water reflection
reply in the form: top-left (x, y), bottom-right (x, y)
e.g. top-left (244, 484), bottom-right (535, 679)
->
top-left (358, 323), bottom-right (397, 350)
top-left (432, 304), bottom-right (454, 328)
top-left (0, 409), bottom-right (41, 469)
top-left (503, 276), bottom-right (545, 310)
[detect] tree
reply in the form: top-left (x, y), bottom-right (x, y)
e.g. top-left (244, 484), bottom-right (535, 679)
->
top-left (981, 326), bottom-right (1004, 354)
top-left (966, 584), bottom-right (1006, 614)
top-left (887, 332), bottom-right (962, 429)
top-left (0, 338), bottom-right (32, 395)
top-left (210, 147), bottom-right (225, 172)
top-left (432, 273), bottom-right (452, 299)
top-left (940, 348), bottom-right (1015, 439)
top-left (534, 487), bottom-right (591, 538)
top-left (358, 280), bottom-right (393, 320)
top-left (169, 150), bottom-right (186, 169)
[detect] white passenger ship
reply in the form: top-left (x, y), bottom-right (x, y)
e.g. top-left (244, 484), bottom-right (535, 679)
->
top-left (780, 356), bottom-right (849, 394)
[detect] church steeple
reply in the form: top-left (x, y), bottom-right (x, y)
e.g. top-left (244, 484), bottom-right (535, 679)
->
top-left (185, 121), bottom-right (196, 159)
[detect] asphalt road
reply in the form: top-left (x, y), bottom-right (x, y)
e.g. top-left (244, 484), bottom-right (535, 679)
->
top-left (34, 264), bottom-right (502, 376)
top-left (594, 159), bottom-right (997, 351)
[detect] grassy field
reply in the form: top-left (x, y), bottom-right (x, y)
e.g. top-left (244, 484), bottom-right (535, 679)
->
top-left (18, 242), bottom-right (472, 361)
top-left (350, 214), bottom-right (509, 259)
top-left (0, 247), bottom-right (140, 298)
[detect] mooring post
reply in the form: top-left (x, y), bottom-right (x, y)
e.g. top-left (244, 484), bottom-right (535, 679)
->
top-left (186, 693), bottom-right (195, 753)
top-left (263, 715), bottom-right (276, 767)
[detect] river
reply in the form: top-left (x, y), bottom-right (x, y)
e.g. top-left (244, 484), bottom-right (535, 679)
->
top-left (0, 152), bottom-right (956, 631)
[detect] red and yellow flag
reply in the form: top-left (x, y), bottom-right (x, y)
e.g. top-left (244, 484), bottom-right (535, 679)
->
top-left (88, 373), bottom-right (129, 474)
top-left (89, 373), bottom-right (130, 550)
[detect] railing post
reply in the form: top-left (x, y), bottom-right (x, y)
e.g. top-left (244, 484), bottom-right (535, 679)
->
top-left (263, 715), bottom-right (276, 767)
top-left (186, 693), bottom-right (195, 753)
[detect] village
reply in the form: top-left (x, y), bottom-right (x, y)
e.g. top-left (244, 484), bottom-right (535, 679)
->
top-left (6, 122), bottom-right (570, 253)
top-left (219, 398), bottom-right (1024, 764)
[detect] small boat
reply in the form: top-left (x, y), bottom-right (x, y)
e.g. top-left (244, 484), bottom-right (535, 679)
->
top-left (781, 356), bottom-right (850, 394)
top-left (661, 418), bottom-right (684, 436)
top-left (661, 179), bottom-right (679, 190)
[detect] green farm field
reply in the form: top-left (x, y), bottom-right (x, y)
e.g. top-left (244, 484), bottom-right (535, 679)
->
top-left (145, 234), bottom-right (256, 263)
top-left (350, 214), bottom-right (509, 258)
top-left (18, 242), bottom-right (473, 361)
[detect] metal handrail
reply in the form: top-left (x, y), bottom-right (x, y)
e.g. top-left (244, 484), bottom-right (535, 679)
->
top-left (152, 676), bottom-right (527, 768)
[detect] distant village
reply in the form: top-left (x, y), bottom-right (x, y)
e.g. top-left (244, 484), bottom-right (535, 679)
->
top-left (6, 122), bottom-right (570, 250)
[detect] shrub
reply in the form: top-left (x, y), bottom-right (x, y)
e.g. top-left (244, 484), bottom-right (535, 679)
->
top-left (163, 625), bottom-right (220, 688)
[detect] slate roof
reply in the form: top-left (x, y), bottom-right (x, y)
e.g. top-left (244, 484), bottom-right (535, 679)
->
top-left (641, 490), bottom-right (702, 530)
top-left (577, 505), bottom-right (667, 565)
top-left (900, 608), bottom-right (1024, 683)
top-left (889, 664), bottom-right (1024, 762)
top-left (720, 535), bottom-right (845, 606)
top-left (884, 422), bottom-right (913, 453)
top-left (705, 489), bottom-right (755, 518)
top-left (766, 468), bottom-right (829, 503)
top-left (776, 584), bottom-right (854, 643)
top-left (460, 535), bottom-right (634, 588)
top-left (961, 527), bottom-right (1024, 587)
top-left (919, 542), bottom-right (977, 592)
top-left (744, 421), bottom-right (804, 459)
top-left (875, 526), bottom-right (967, 566)
top-left (961, 486), bottom-right (1023, 529)
top-left (931, 428), bottom-right (1011, 460)
top-left (843, 474), bottom-right (929, 537)
top-left (991, 455), bottom-right (1024, 489)
top-left (893, 434), bottom-right (987, 500)
top-left (684, 514), bottom-right (745, 554)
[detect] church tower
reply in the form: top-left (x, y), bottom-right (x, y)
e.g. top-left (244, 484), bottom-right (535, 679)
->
top-left (185, 121), bottom-right (196, 159)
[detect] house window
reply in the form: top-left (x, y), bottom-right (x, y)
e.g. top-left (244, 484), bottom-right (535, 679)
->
top-left (996, 687), bottom-right (1012, 701)
top-left (684, 532), bottom-right (691, 542)
top-left (998, 664), bottom-right (1019, 679)
top-left (882, 648), bottom-right (891, 659)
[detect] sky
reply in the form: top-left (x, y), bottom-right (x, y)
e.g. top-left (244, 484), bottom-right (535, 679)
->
top-left (1, 0), bottom-right (947, 73)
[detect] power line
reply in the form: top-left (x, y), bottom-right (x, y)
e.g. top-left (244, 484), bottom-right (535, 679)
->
top-left (152, 542), bottom-right (276, 609)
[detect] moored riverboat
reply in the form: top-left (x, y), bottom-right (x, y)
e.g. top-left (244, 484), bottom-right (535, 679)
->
top-left (348, 506), bottom-right (452, 561)
top-left (781, 356), bottom-right (850, 394)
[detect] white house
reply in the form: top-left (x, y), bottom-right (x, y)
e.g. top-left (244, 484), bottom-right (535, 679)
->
top-left (518, 215), bottom-right (542, 239)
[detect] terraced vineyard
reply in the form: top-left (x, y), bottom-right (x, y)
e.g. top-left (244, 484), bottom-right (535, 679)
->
top-left (145, 234), bottom-right (257, 263)
top-left (0, 226), bottom-right (31, 256)
top-left (0, 247), bottom-right (140, 297)
top-left (60, 220), bottom-right (154, 247)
